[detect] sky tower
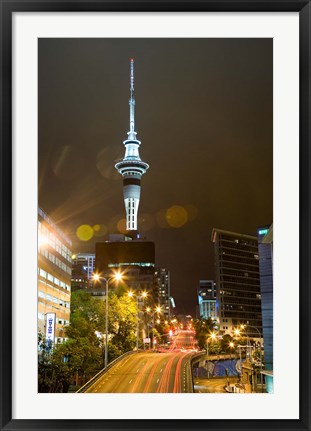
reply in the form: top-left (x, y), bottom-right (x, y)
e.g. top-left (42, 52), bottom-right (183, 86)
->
top-left (115, 59), bottom-right (149, 233)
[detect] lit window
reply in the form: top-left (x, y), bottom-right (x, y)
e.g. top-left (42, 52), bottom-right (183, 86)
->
top-left (39, 269), bottom-right (47, 278)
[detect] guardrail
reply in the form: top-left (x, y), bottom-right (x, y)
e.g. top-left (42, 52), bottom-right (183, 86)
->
top-left (184, 358), bottom-right (195, 393)
top-left (76, 350), bottom-right (138, 393)
top-left (189, 352), bottom-right (206, 392)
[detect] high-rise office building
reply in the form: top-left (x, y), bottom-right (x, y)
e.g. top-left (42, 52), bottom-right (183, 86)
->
top-left (154, 268), bottom-right (171, 319)
top-left (38, 207), bottom-right (72, 345)
top-left (71, 253), bottom-right (95, 291)
top-left (115, 59), bottom-right (149, 235)
top-left (258, 224), bottom-right (273, 393)
top-left (95, 235), bottom-right (156, 297)
top-left (197, 280), bottom-right (217, 321)
top-left (211, 228), bottom-right (262, 338)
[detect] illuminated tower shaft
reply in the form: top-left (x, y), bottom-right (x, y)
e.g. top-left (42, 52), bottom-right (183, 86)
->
top-left (115, 59), bottom-right (149, 231)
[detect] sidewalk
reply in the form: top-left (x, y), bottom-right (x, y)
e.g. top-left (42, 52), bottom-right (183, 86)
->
top-left (193, 377), bottom-right (230, 393)
top-left (193, 377), bottom-right (266, 393)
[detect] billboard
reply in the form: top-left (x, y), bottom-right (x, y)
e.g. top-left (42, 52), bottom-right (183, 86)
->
top-left (46, 312), bottom-right (56, 345)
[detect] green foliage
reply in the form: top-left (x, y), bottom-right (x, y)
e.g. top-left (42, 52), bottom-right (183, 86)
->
top-left (108, 293), bottom-right (137, 360)
top-left (38, 290), bottom-right (137, 392)
top-left (219, 334), bottom-right (233, 353)
top-left (193, 318), bottom-right (216, 350)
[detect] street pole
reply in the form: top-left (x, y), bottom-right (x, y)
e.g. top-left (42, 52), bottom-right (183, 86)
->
top-left (93, 272), bottom-right (122, 370)
top-left (152, 313), bottom-right (155, 349)
top-left (136, 296), bottom-right (139, 351)
top-left (105, 278), bottom-right (108, 369)
top-left (244, 325), bottom-right (264, 393)
top-left (239, 346), bottom-right (242, 380)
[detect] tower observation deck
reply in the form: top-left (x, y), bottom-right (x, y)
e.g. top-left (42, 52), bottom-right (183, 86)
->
top-left (115, 59), bottom-right (149, 232)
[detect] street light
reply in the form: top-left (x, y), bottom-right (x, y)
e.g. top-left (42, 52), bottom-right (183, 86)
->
top-left (146, 305), bottom-right (162, 349)
top-left (92, 271), bottom-right (123, 369)
top-left (238, 324), bottom-right (264, 392)
top-left (206, 331), bottom-right (218, 357)
top-left (229, 341), bottom-right (235, 361)
top-left (128, 290), bottom-right (148, 350)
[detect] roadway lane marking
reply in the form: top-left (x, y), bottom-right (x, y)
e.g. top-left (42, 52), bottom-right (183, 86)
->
top-left (136, 369), bottom-right (140, 373)
top-left (157, 378), bottom-right (160, 384)
top-left (160, 368), bottom-right (163, 373)
top-left (129, 379), bottom-right (133, 384)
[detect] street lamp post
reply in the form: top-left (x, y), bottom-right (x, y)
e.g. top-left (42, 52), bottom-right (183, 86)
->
top-left (241, 324), bottom-right (264, 393)
top-left (128, 291), bottom-right (147, 350)
top-left (146, 306), bottom-right (162, 350)
top-left (93, 272), bottom-right (122, 369)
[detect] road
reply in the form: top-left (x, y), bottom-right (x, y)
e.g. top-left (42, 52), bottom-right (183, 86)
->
top-left (171, 329), bottom-right (197, 350)
top-left (84, 330), bottom-right (197, 393)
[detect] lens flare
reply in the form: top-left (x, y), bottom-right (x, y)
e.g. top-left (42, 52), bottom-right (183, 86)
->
top-left (155, 209), bottom-right (170, 229)
top-left (165, 205), bottom-right (188, 228)
top-left (93, 224), bottom-right (107, 238)
top-left (76, 224), bottom-right (94, 241)
top-left (117, 218), bottom-right (127, 233)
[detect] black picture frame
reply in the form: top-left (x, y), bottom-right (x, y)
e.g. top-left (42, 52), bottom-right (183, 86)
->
top-left (1, 1), bottom-right (310, 430)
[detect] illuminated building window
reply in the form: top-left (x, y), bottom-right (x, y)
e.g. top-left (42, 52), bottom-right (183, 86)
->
top-left (39, 269), bottom-right (47, 278)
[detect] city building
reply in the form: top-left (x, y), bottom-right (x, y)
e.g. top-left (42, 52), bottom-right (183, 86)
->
top-left (38, 207), bottom-right (72, 345)
top-left (258, 224), bottom-right (273, 393)
top-left (219, 317), bottom-right (233, 336)
top-left (71, 252), bottom-right (95, 291)
top-left (95, 235), bottom-right (156, 297)
top-left (115, 59), bottom-right (149, 236)
top-left (197, 280), bottom-right (217, 321)
top-left (154, 268), bottom-right (171, 319)
top-left (211, 228), bottom-right (262, 339)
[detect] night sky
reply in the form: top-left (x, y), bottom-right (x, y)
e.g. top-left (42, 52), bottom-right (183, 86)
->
top-left (38, 38), bottom-right (273, 316)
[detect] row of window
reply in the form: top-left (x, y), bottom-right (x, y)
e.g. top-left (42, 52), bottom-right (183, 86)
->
top-left (221, 276), bottom-right (260, 286)
top-left (220, 237), bottom-right (257, 248)
top-left (38, 208), bottom-right (72, 246)
top-left (38, 221), bottom-right (72, 263)
top-left (38, 290), bottom-right (70, 308)
top-left (39, 278), bottom-right (70, 300)
top-left (38, 268), bottom-right (71, 292)
top-left (37, 312), bottom-right (69, 326)
top-left (38, 299), bottom-right (68, 314)
top-left (40, 247), bottom-right (71, 275)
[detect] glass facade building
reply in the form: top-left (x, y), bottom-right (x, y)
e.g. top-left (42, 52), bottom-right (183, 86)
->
top-left (212, 228), bottom-right (262, 338)
top-left (258, 225), bottom-right (273, 393)
top-left (198, 280), bottom-right (217, 321)
top-left (154, 268), bottom-right (171, 319)
top-left (71, 253), bottom-right (95, 291)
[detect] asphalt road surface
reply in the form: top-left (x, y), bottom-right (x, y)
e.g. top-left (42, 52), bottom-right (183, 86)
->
top-left (85, 330), bottom-right (197, 393)
top-left (172, 329), bottom-right (197, 350)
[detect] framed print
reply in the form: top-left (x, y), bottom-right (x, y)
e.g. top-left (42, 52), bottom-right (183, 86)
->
top-left (1, 1), bottom-right (310, 430)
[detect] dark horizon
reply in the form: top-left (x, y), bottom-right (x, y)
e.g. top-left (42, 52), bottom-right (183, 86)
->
top-left (39, 38), bottom-right (273, 315)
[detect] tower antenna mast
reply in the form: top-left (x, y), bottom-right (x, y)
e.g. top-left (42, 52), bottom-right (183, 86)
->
top-left (115, 59), bottom-right (149, 234)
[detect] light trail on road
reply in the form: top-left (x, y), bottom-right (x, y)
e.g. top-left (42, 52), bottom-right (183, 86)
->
top-left (83, 330), bottom-right (197, 393)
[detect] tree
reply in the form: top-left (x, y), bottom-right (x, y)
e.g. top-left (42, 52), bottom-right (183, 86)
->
top-left (219, 334), bottom-right (233, 353)
top-left (193, 318), bottom-right (216, 350)
top-left (38, 289), bottom-right (138, 392)
top-left (108, 292), bottom-right (137, 360)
